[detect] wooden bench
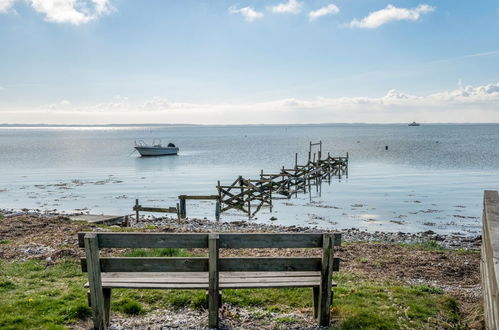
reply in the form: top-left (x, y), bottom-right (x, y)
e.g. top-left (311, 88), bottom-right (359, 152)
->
top-left (78, 232), bottom-right (341, 329)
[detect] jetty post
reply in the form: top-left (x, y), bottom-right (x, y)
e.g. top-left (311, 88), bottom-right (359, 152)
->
top-left (135, 199), bottom-right (140, 222)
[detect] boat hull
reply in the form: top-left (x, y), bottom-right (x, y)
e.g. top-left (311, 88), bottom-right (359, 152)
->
top-left (135, 146), bottom-right (179, 156)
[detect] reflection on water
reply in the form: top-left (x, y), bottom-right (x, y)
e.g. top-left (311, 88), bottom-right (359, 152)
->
top-left (0, 124), bottom-right (498, 235)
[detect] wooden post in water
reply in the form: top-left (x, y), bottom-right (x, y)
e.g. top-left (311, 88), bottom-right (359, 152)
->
top-left (135, 199), bottom-right (140, 222)
top-left (176, 203), bottom-right (181, 223)
top-left (215, 199), bottom-right (221, 221)
top-left (179, 196), bottom-right (186, 219)
top-left (346, 152), bottom-right (349, 178)
top-left (327, 152), bottom-right (331, 183)
top-left (269, 181), bottom-right (273, 211)
top-left (295, 153), bottom-right (298, 170)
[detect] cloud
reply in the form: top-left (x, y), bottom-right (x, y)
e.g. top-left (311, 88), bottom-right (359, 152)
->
top-left (0, 86), bottom-right (5, 91)
top-left (5, 82), bottom-right (499, 124)
top-left (309, 4), bottom-right (339, 21)
top-left (1, 0), bottom-right (113, 24)
top-left (269, 0), bottom-right (303, 14)
top-left (0, 0), bottom-right (15, 12)
top-left (31, 0), bottom-right (114, 24)
top-left (48, 99), bottom-right (72, 110)
top-left (349, 4), bottom-right (435, 29)
top-left (228, 5), bottom-right (264, 22)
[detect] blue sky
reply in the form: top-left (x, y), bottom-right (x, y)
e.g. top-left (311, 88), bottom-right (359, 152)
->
top-left (1, 0), bottom-right (499, 124)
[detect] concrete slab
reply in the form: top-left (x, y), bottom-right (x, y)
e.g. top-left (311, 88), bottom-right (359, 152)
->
top-left (69, 214), bottom-right (127, 225)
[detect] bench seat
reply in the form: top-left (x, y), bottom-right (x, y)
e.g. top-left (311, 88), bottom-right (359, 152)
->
top-left (85, 271), bottom-right (337, 290)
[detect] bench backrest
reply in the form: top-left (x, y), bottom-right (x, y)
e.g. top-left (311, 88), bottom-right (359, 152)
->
top-left (78, 232), bottom-right (341, 273)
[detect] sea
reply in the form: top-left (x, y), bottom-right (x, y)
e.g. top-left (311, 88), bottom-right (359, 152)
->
top-left (1, 124), bottom-right (498, 236)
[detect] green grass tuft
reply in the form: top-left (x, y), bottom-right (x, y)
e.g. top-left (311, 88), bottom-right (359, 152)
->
top-left (400, 240), bottom-right (447, 251)
top-left (114, 298), bottom-right (145, 315)
top-left (0, 280), bottom-right (16, 291)
top-left (65, 304), bottom-right (92, 320)
top-left (0, 239), bottom-right (11, 244)
top-left (124, 248), bottom-right (191, 258)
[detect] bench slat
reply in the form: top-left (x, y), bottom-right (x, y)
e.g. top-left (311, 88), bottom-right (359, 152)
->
top-left (99, 276), bottom-right (321, 284)
top-left (81, 258), bottom-right (340, 273)
top-left (219, 257), bottom-right (322, 272)
top-left (98, 271), bottom-right (321, 278)
top-left (85, 282), bottom-right (337, 289)
top-left (219, 233), bottom-right (324, 248)
top-left (77, 233), bottom-right (209, 248)
top-left (77, 232), bottom-right (342, 249)
top-left (83, 271), bottom-right (338, 289)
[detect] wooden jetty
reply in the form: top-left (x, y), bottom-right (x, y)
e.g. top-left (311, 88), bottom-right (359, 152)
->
top-left (216, 142), bottom-right (348, 218)
top-left (133, 141), bottom-right (348, 220)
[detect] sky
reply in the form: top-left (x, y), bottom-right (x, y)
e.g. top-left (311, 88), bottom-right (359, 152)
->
top-left (0, 0), bottom-right (499, 124)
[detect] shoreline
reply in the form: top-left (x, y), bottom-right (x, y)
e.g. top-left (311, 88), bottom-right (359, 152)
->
top-left (0, 208), bottom-right (482, 250)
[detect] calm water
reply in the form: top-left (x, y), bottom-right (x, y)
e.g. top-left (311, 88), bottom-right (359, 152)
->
top-left (1, 124), bottom-right (498, 235)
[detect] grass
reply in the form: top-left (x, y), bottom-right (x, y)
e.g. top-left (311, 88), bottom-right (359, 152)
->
top-left (0, 248), bottom-right (464, 329)
top-left (400, 240), bottom-right (447, 251)
top-left (123, 248), bottom-right (192, 258)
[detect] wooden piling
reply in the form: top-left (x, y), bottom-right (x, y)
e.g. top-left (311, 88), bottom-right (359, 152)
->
top-left (135, 199), bottom-right (140, 222)
top-left (179, 197), bottom-right (186, 219)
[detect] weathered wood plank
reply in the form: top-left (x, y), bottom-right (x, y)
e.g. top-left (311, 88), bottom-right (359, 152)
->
top-left (219, 233), bottom-right (323, 248)
top-left (84, 233), bottom-right (107, 330)
top-left (313, 286), bottom-right (319, 319)
top-left (208, 234), bottom-right (220, 328)
top-left (85, 281), bottom-right (336, 289)
top-left (99, 271), bottom-right (321, 278)
top-left (81, 257), bottom-right (209, 272)
top-left (103, 288), bottom-right (111, 327)
top-left (179, 195), bottom-right (219, 200)
top-left (318, 234), bottom-right (333, 326)
top-left (133, 206), bottom-right (177, 213)
top-left (98, 276), bottom-right (322, 284)
top-left (482, 190), bottom-right (499, 330)
top-left (78, 233), bottom-right (208, 248)
top-left (219, 257), bottom-right (322, 272)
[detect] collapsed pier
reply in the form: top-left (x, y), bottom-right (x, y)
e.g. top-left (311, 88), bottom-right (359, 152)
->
top-left (134, 141), bottom-right (348, 220)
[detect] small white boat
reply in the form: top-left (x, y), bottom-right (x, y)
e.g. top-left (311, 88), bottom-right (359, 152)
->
top-left (134, 139), bottom-right (179, 157)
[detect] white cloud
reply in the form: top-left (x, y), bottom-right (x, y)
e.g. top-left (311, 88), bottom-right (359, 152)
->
top-left (309, 4), bottom-right (339, 21)
top-left (350, 4), bottom-right (435, 29)
top-left (48, 99), bottom-right (72, 110)
top-left (5, 82), bottom-right (499, 124)
top-left (228, 5), bottom-right (264, 22)
top-left (269, 0), bottom-right (303, 14)
top-left (30, 0), bottom-right (114, 25)
top-left (0, 86), bottom-right (5, 91)
top-left (0, 0), bottom-right (15, 12)
top-left (0, 0), bottom-right (113, 24)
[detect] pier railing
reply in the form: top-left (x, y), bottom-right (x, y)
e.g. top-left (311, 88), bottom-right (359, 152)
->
top-left (481, 190), bottom-right (499, 329)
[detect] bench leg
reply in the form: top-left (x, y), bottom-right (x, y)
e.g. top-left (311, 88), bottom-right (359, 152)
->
top-left (312, 287), bottom-right (319, 319)
top-left (318, 234), bottom-right (333, 327)
top-left (87, 289), bottom-right (111, 329)
top-left (103, 288), bottom-right (112, 327)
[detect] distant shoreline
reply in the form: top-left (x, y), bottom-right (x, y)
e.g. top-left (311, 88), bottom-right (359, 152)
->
top-left (1, 122), bottom-right (499, 128)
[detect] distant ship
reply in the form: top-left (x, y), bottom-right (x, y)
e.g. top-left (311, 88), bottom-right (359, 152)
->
top-left (134, 139), bottom-right (179, 156)
top-left (408, 121), bottom-right (420, 126)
